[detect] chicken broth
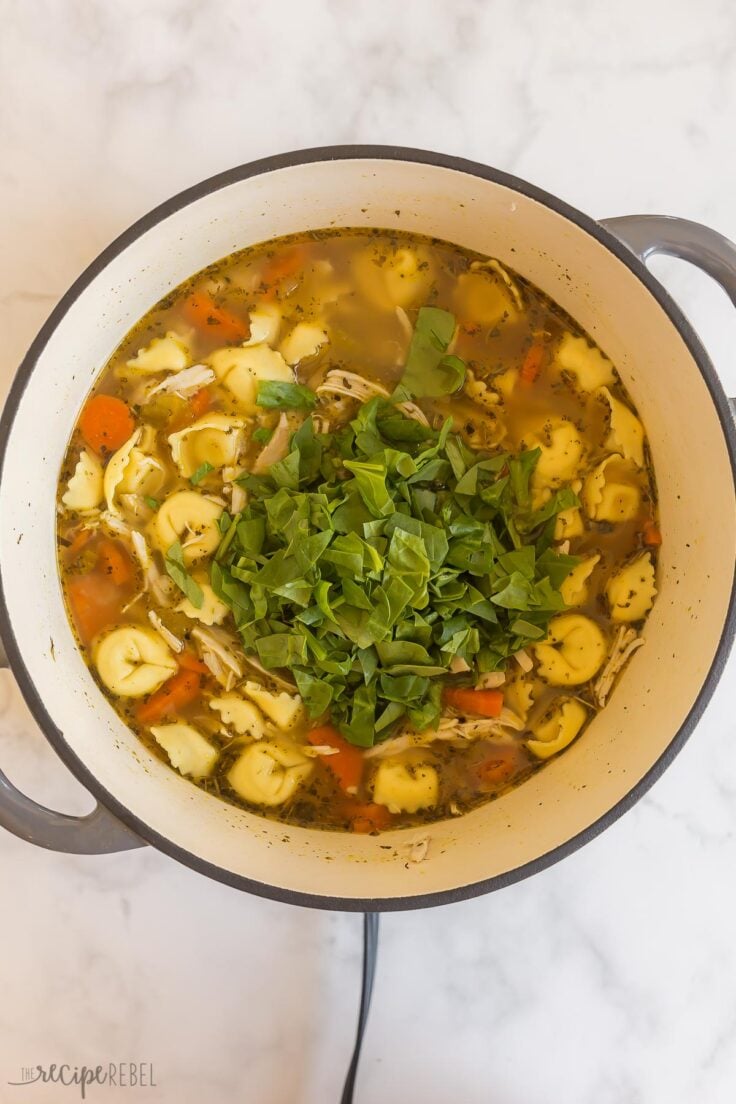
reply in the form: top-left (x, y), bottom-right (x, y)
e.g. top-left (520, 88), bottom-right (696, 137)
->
top-left (56, 228), bottom-right (659, 833)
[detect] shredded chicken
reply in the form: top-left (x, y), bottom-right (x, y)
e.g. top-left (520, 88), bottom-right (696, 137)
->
top-left (449, 655), bottom-right (471, 674)
top-left (317, 369), bottom-right (390, 403)
top-left (476, 671), bottom-right (506, 689)
top-left (395, 305), bottom-right (413, 342)
top-left (464, 367), bottom-right (501, 411)
top-left (303, 745), bottom-right (340, 758)
top-left (252, 412), bottom-right (291, 474)
top-left (593, 626), bottom-right (644, 707)
top-left (514, 648), bottom-right (533, 673)
top-left (148, 610), bottom-right (184, 653)
top-left (147, 364), bottom-right (215, 399)
top-left (407, 835), bottom-right (430, 864)
top-left (192, 625), bottom-right (244, 678)
top-left (230, 483), bottom-right (247, 514)
top-left (396, 400), bottom-right (430, 426)
top-left (364, 708), bottom-right (524, 759)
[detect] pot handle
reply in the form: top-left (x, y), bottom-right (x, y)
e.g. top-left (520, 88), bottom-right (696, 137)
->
top-left (0, 640), bottom-right (145, 854)
top-left (600, 215), bottom-right (736, 415)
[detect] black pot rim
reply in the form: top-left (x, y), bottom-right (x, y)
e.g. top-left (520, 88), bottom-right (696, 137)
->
top-left (1, 144), bottom-right (735, 912)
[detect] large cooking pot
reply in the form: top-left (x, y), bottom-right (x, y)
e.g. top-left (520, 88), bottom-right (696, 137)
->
top-left (1, 146), bottom-right (734, 911)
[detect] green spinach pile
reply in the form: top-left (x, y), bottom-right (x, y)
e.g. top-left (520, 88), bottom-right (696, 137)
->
top-left (209, 308), bottom-right (580, 747)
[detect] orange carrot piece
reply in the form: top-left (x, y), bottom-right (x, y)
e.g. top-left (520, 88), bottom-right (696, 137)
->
top-left (642, 519), bottom-right (662, 547)
top-left (519, 341), bottom-right (546, 385)
top-left (307, 723), bottom-right (365, 793)
top-left (66, 574), bottom-right (121, 644)
top-left (189, 387), bottom-right (211, 419)
top-left (137, 670), bottom-right (201, 726)
top-left (348, 802), bottom-right (394, 834)
top-left (64, 528), bottom-right (92, 560)
top-left (444, 687), bottom-right (504, 718)
top-left (477, 751), bottom-right (517, 786)
top-left (178, 650), bottom-right (210, 675)
top-left (97, 539), bottom-right (134, 585)
top-left (79, 395), bottom-right (136, 454)
top-left (183, 291), bottom-right (249, 343)
top-left (261, 245), bottom-right (308, 296)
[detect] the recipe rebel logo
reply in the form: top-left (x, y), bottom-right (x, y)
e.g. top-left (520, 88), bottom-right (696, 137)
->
top-left (7, 1063), bottom-right (157, 1098)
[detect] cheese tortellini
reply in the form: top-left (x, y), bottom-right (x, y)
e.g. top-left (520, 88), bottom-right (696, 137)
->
top-left (209, 695), bottom-right (267, 739)
top-left (560, 554), bottom-right (600, 607)
top-left (95, 626), bottom-right (177, 696)
top-left (596, 387), bottom-right (645, 467)
top-left (227, 738), bottom-right (313, 806)
top-left (525, 420), bottom-right (586, 491)
top-left (126, 332), bottom-right (189, 374)
top-left (151, 722), bottom-right (218, 780)
top-left (453, 268), bottom-right (518, 327)
top-left (372, 752), bottom-right (439, 814)
top-left (241, 682), bottom-right (304, 730)
top-left (556, 333), bottom-right (615, 390)
top-left (582, 456), bottom-right (642, 522)
top-left (244, 304), bottom-right (282, 347)
top-left (168, 413), bottom-right (244, 479)
top-left (533, 613), bottom-right (607, 686)
top-left (176, 580), bottom-right (229, 626)
top-left (605, 553), bottom-right (657, 622)
top-left (206, 344), bottom-right (293, 412)
top-left (62, 450), bottom-right (103, 510)
top-left (353, 246), bottom-right (435, 311)
top-left (527, 698), bottom-right (588, 760)
top-left (150, 490), bottom-right (222, 564)
top-left (279, 322), bottom-right (329, 366)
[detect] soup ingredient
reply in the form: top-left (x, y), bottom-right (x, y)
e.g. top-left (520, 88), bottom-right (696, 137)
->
top-left (150, 722), bottom-right (218, 779)
top-left (169, 414), bottom-right (245, 478)
top-left (127, 332), bottom-right (189, 374)
top-left (151, 491), bottom-right (222, 564)
top-left (582, 456), bottom-right (641, 522)
top-left (348, 801), bottom-right (394, 834)
top-left (597, 387), bottom-right (645, 467)
top-left (307, 724), bottom-right (364, 793)
top-left (642, 519), bottom-right (662, 547)
top-left (555, 334), bottom-right (615, 390)
top-left (210, 695), bottom-right (266, 738)
top-left (62, 450), bottom-right (104, 510)
top-left (526, 698), bottom-right (587, 759)
top-left (95, 625), bottom-right (177, 697)
top-left (519, 341), bottom-right (546, 386)
top-left (184, 291), bottom-right (249, 343)
top-left (532, 614), bottom-right (607, 686)
top-left (227, 739), bottom-right (313, 806)
top-left (79, 395), bottom-right (136, 454)
top-left (443, 688), bottom-right (504, 718)
top-left (240, 682), bottom-right (304, 729)
top-left (605, 553), bottom-right (657, 622)
top-left (137, 668), bottom-right (202, 724)
top-left (67, 572), bottom-right (124, 644)
top-left (372, 752), bottom-right (439, 813)
top-left (97, 539), bottom-right (135, 586)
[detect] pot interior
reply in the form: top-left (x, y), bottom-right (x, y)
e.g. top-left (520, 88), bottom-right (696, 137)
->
top-left (1, 153), bottom-right (734, 906)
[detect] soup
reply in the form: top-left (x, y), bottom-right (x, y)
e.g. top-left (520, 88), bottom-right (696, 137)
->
top-left (56, 229), bottom-right (659, 834)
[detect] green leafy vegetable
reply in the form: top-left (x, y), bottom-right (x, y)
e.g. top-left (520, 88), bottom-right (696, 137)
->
top-left (212, 397), bottom-right (578, 746)
top-left (190, 461), bottom-right (214, 485)
top-left (165, 541), bottom-right (204, 609)
top-left (394, 306), bottom-right (466, 400)
top-left (256, 380), bottom-right (317, 411)
top-left (252, 426), bottom-right (274, 444)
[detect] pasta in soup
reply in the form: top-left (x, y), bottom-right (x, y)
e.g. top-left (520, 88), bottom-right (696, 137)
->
top-left (56, 229), bottom-right (659, 833)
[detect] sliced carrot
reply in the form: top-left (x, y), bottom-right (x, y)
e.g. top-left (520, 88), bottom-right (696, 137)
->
top-left (79, 394), bottom-right (136, 454)
top-left (308, 723), bottom-right (364, 793)
top-left (66, 574), bottom-right (122, 644)
top-left (261, 244), bottom-right (309, 297)
top-left (346, 801), bottom-right (394, 834)
top-left (189, 387), bottom-right (211, 419)
top-left (477, 750), bottom-right (517, 787)
top-left (178, 650), bottom-right (210, 675)
top-left (183, 291), bottom-right (249, 343)
top-left (137, 669), bottom-right (201, 726)
top-left (642, 519), bottom-right (662, 547)
top-left (97, 539), bottom-right (134, 585)
top-left (519, 341), bottom-right (546, 385)
top-left (444, 687), bottom-right (504, 718)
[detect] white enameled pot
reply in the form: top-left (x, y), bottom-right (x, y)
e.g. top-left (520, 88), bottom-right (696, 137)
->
top-left (1, 147), bottom-right (735, 911)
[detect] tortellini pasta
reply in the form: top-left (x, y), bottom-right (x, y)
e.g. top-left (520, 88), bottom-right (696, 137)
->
top-left (526, 698), bottom-right (588, 760)
top-left (372, 752), bottom-right (439, 814)
top-left (244, 303), bottom-right (282, 347)
top-left (453, 269), bottom-right (518, 327)
top-left (503, 676), bottom-right (539, 722)
top-left (62, 450), bottom-right (103, 510)
top-left (353, 246), bottom-right (435, 310)
top-left (209, 695), bottom-right (267, 739)
top-left (560, 554), bottom-right (600, 607)
top-left (168, 413), bottom-right (244, 478)
top-left (227, 738), bottom-right (313, 806)
top-left (533, 613), bottom-right (607, 686)
top-left (605, 553), bottom-right (657, 622)
top-left (554, 479), bottom-right (584, 540)
top-left (150, 490), bottom-right (222, 564)
top-left (206, 344), bottom-right (293, 412)
top-left (241, 682), bottom-right (304, 730)
top-left (556, 333), bottom-right (615, 390)
top-left (150, 722), bottom-right (218, 780)
top-left (126, 332), bottom-right (190, 374)
top-left (95, 625), bottom-right (177, 696)
top-left (582, 455), bottom-right (641, 522)
top-left (279, 322), bottom-right (329, 366)
top-left (596, 387), bottom-right (645, 467)
top-left (176, 580), bottom-right (229, 626)
top-left (523, 420), bottom-right (586, 490)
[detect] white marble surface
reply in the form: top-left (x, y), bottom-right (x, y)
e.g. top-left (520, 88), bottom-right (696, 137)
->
top-left (1, 1), bottom-right (736, 1101)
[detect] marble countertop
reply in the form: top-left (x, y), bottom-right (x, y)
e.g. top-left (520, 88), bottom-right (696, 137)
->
top-left (2, 2), bottom-right (736, 1101)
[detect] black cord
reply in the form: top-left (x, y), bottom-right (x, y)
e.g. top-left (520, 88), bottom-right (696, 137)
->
top-left (340, 912), bottom-right (380, 1104)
